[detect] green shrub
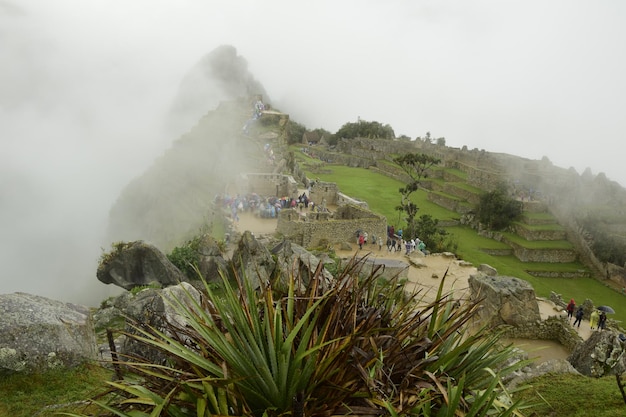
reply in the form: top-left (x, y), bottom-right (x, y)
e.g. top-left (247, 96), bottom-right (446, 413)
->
top-left (72, 258), bottom-right (529, 417)
top-left (476, 183), bottom-right (523, 231)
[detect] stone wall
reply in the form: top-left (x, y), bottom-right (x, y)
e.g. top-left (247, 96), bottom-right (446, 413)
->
top-left (337, 192), bottom-right (369, 209)
top-left (504, 239), bottom-right (578, 263)
top-left (513, 224), bottom-right (567, 241)
top-left (309, 181), bottom-right (340, 206)
top-left (427, 192), bottom-right (473, 214)
top-left (276, 205), bottom-right (387, 248)
top-left (501, 315), bottom-right (583, 352)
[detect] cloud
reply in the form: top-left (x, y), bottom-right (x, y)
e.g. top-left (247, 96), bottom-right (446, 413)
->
top-left (1, 0), bottom-right (625, 304)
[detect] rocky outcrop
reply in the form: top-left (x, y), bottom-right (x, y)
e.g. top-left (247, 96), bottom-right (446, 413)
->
top-left (469, 274), bottom-right (541, 328)
top-left (507, 358), bottom-right (580, 390)
top-left (271, 240), bottom-right (333, 288)
top-left (568, 330), bottom-right (626, 377)
top-left (97, 241), bottom-right (188, 290)
top-left (231, 231), bottom-right (276, 289)
top-left (0, 293), bottom-right (96, 374)
top-left (121, 283), bottom-right (203, 364)
top-left (197, 234), bottom-right (229, 282)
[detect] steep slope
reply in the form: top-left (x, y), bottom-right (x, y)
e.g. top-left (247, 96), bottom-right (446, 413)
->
top-left (106, 99), bottom-right (266, 250)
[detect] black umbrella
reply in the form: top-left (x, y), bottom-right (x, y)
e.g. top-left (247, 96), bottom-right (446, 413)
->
top-left (597, 305), bottom-right (615, 314)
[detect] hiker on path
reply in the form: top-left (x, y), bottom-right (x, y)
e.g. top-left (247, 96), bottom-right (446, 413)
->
top-left (590, 310), bottom-right (599, 330)
top-left (566, 299), bottom-right (576, 321)
top-left (573, 306), bottom-right (584, 328)
top-left (598, 311), bottom-right (607, 330)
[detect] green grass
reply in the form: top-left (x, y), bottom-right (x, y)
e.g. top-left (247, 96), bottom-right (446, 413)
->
top-left (514, 221), bottom-right (565, 232)
top-left (501, 232), bottom-right (575, 249)
top-left (303, 164), bottom-right (459, 226)
top-left (0, 362), bottom-right (111, 417)
top-left (515, 373), bottom-right (626, 417)
top-left (301, 160), bottom-right (626, 325)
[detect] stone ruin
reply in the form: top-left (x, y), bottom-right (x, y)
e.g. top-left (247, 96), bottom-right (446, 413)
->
top-left (277, 204), bottom-right (387, 249)
top-left (469, 271), bottom-right (626, 379)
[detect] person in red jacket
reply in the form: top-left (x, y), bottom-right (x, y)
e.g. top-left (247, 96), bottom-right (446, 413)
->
top-left (566, 299), bottom-right (576, 322)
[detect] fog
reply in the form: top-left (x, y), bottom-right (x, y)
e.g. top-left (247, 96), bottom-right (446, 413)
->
top-left (2, 0), bottom-right (625, 305)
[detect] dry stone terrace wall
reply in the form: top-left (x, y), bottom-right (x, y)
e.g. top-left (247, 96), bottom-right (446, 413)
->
top-left (504, 239), bottom-right (578, 263)
top-left (277, 205), bottom-right (387, 248)
top-left (513, 224), bottom-right (567, 241)
top-left (501, 316), bottom-right (583, 351)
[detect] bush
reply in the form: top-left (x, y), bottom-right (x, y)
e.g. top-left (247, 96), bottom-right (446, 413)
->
top-left (76, 257), bottom-right (528, 416)
top-left (476, 184), bottom-right (523, 231)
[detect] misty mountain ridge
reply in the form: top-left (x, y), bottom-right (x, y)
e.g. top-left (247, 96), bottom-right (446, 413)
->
top-left (106, 45), bottom-right (626, 264)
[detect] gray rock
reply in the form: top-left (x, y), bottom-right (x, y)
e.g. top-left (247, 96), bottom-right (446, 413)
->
top-left (271, 240), bottom-right (333, 288)
top-left (97, 241), bottom-right (188, 290)
top-left (568, 329), bottom-right (626, 377)
top-left (478, 264), bottom-right (498, 276)
top-left (196, 235), bottom-right (229, 282)
top-left (0, 293), bottom-right (96, 374)
top-left (231, 231), bottom-right (276, 289)
top-left (507, 358), bottom-right (580, 390)
top-left (469, 274), bottom-right (541, 328)
top-left (122, 283), bottom-right (202, 364)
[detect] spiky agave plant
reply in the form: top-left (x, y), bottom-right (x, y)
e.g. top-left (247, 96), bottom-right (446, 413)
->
top-left (65, 254), bottom-right (528, 417)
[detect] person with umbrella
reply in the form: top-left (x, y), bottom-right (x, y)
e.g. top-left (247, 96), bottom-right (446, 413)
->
top-left (599, 311), bottom-right (607, 330)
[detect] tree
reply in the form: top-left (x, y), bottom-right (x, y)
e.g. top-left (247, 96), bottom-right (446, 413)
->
top-left (414, 214), bottom-right (456, 253)
top-left (334, 119), bottom-right (395, 140)
top-left (285, 120), bottom-right (307, 144)
top-left (476, 183), bottom-right (523, 231)
top-left (393, 153), bottom-right (441, 238)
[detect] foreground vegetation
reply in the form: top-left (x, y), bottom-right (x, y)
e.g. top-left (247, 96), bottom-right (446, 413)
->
top-left (62, 259), bottom-right (530, 416)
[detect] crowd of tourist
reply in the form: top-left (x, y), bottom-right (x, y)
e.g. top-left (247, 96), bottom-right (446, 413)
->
top-left (214, 191), bottom-right (327, 222)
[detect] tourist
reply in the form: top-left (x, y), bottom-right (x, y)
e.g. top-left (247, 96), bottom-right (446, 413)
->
top-left (598, 311), bottom-right (607, 330)
top-left (386, 237), bottom-right (392, 252)
top-left (378, 236), bottom-right (383, 251)
top-left (358, 234), bottom-right (365, 250)
top-left (573, 306), bottom-right (584, 328)
top-left (590, 309), bottom-right (599, 330)
top-left (418, 240), bottom-right (427, 255)
top-left (566, 299), bottom-right (576, 321)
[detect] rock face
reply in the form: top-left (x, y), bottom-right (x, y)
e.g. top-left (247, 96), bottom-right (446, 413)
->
top-left (197, 235), bottom-right (229, 282)
top-left (468, 274), bottom-right (541, 328)
top-left (231, 231), bottom-right (276, 289)
top-left (271, 240), bottom-right (334, 288)
top-left (122, 283), bottom-right (203, 364)
top-left (568, 330), bottom-right (626, 377)
top-left (0, 293), bottom-right (96, 374)
top-left (97, 241), bottom-right (188, 290)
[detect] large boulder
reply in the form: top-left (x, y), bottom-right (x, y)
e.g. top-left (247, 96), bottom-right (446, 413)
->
top-left (196, 234), bottom-right (229, 282)
top-left (568, 330), bottom-right (626, 377)
top-left (121, 282), bottom-right (203, 364)
top-left (271, 240), bottom-right (333, 288)
top-left (97, 241), bottom-right (188, 290)
top-left (231, 231), bottom-right (276, 289)
top-left (0, 293), bottom-right (96, 374)
top-left (469, 274), bottom-right (541, 328)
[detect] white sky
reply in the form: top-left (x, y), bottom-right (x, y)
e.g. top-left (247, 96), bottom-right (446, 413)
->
top-left (1, 0), bottom-right (625, 304)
